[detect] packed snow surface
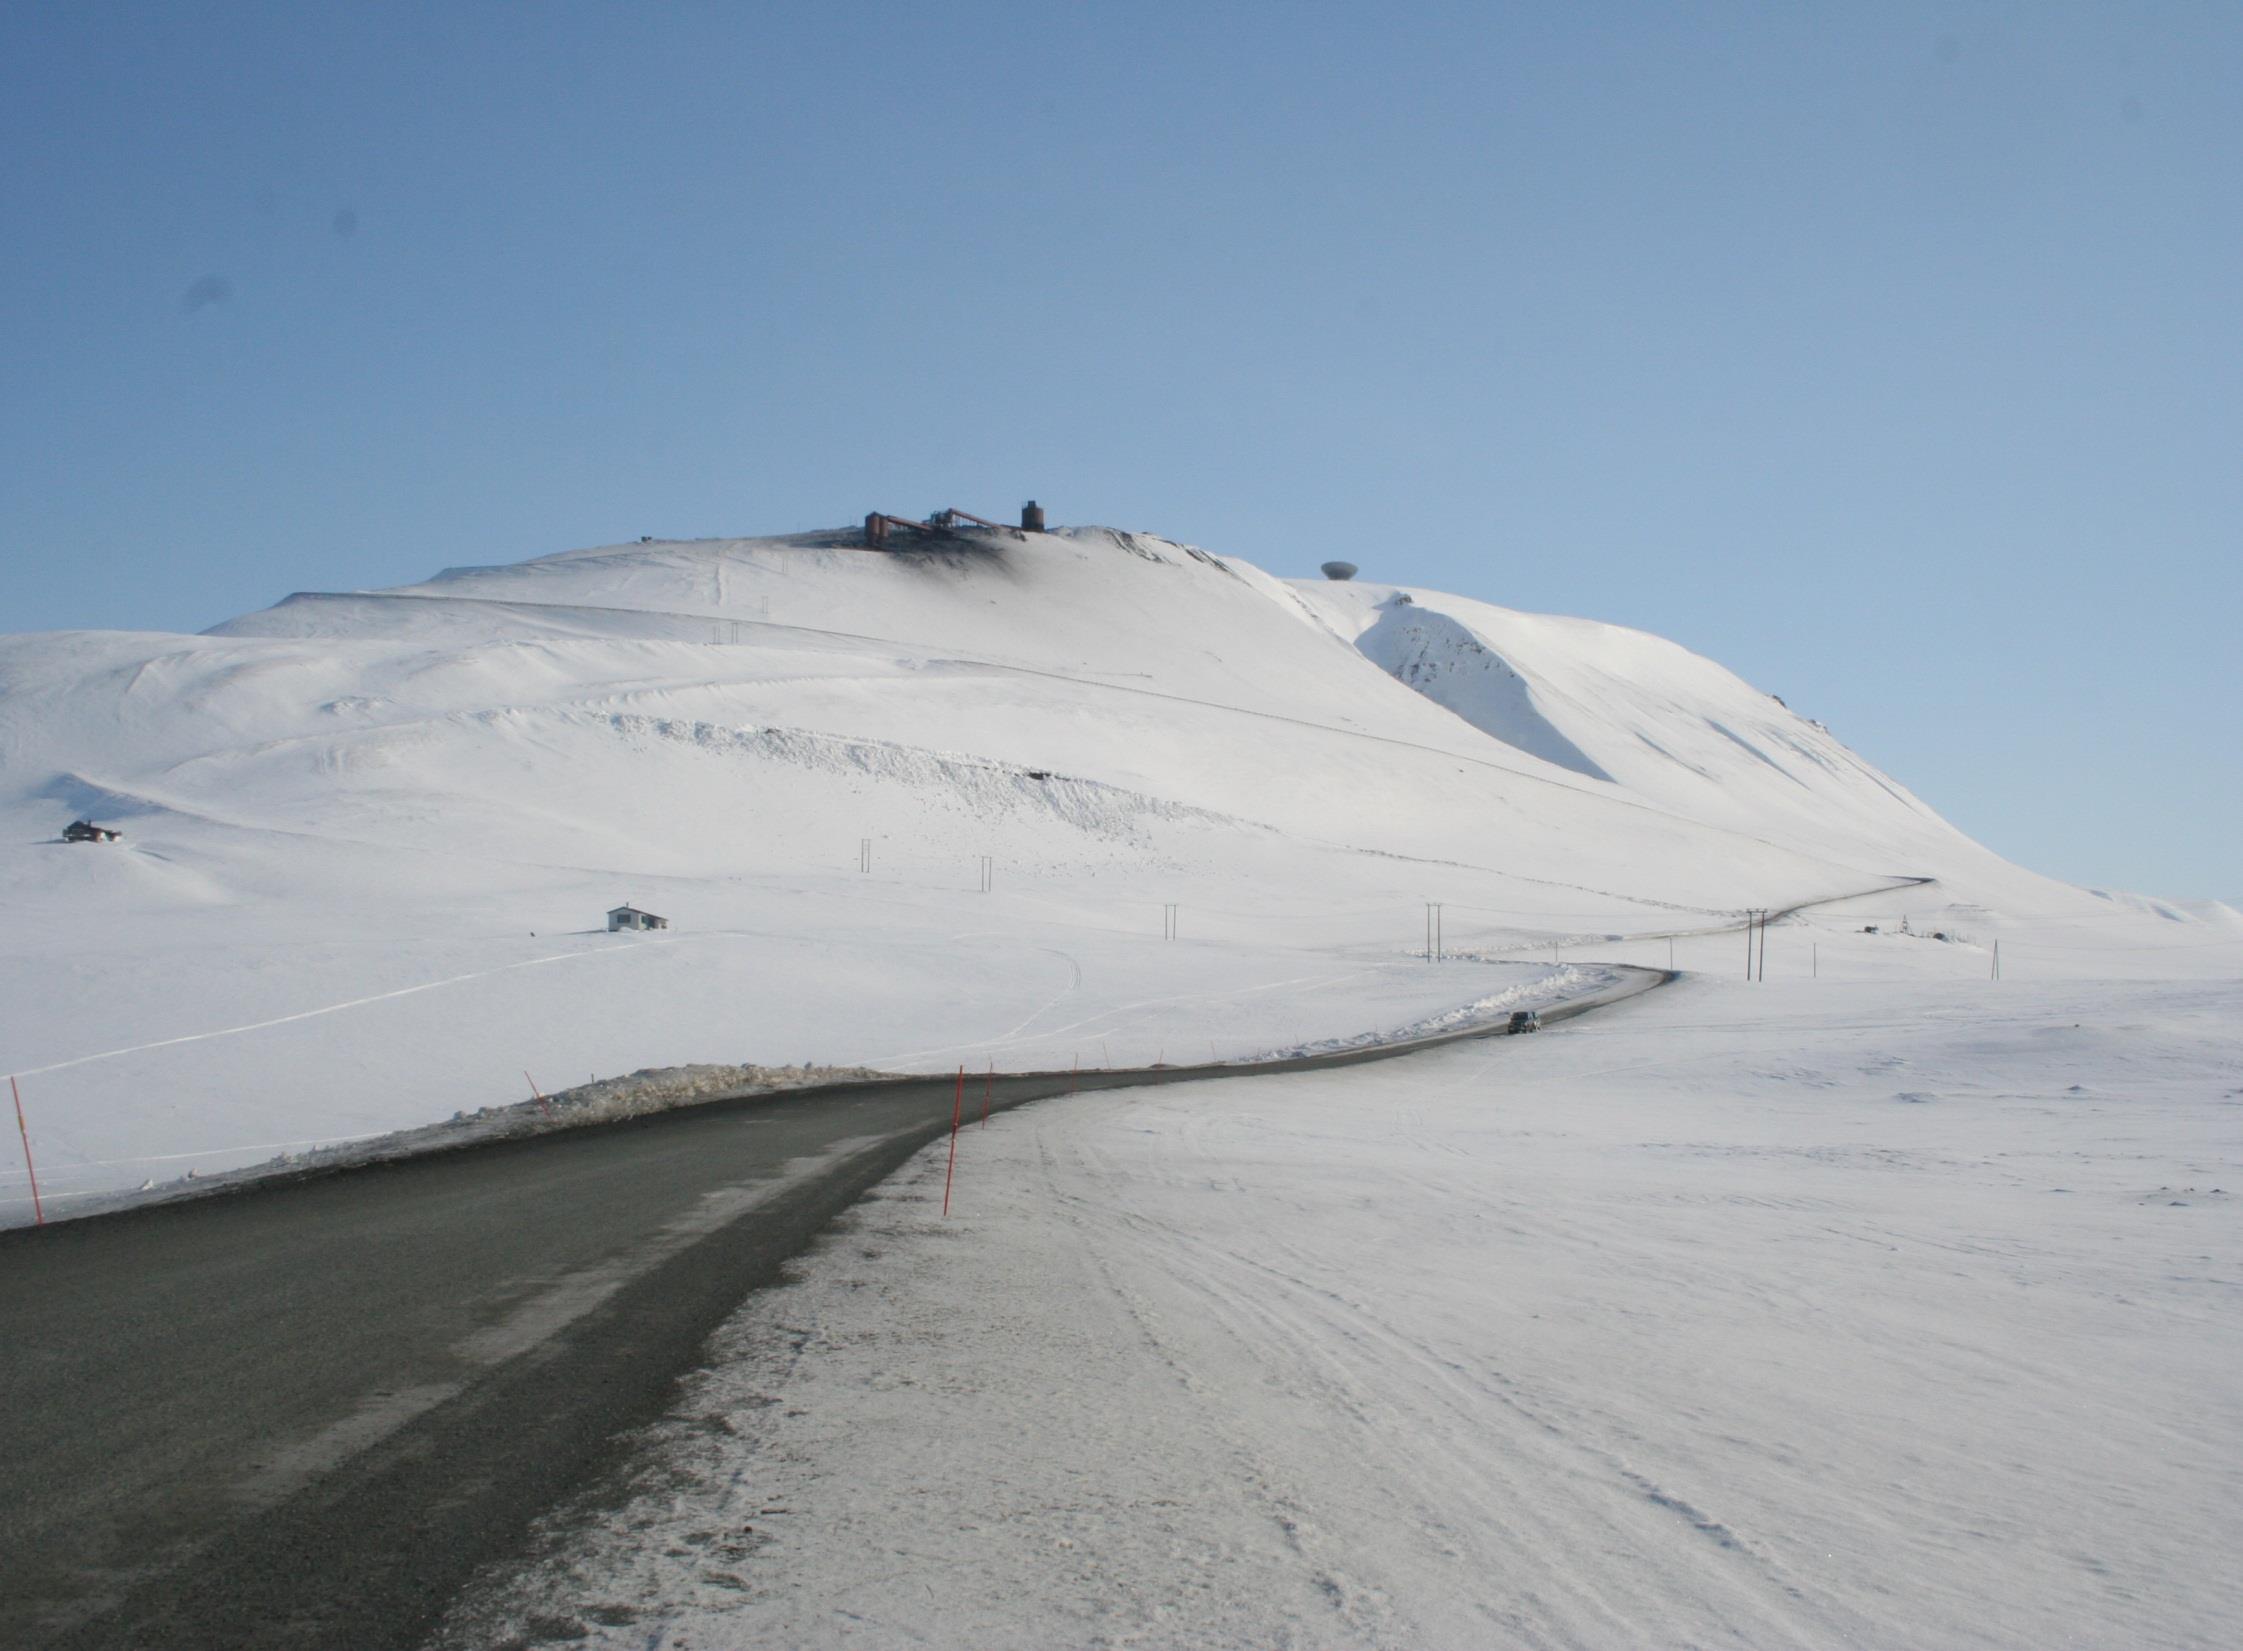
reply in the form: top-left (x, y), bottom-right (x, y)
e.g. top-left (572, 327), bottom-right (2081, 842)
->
top-left (438, 974), bottom-right (2243, 1651)
top-left (3, 523), bottom-right (2236, 1222)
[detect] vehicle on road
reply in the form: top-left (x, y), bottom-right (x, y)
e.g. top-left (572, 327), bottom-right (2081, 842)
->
top-left (1506, 1009), bottom-right (1540, 1035)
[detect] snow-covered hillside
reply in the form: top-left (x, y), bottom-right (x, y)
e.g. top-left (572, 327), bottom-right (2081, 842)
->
top-left (4, 523), bottom-right (2235, 1221)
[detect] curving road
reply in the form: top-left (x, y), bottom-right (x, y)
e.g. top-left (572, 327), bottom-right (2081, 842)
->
top-left (0, 967), bottom-right (1664, 1651)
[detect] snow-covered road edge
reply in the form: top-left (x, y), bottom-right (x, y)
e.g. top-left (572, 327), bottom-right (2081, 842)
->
top-left (45, 965), bottom-right (1650, 1226)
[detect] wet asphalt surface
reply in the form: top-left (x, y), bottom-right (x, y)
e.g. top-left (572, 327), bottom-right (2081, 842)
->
top-left (0, 970), bottom-right (1661, 1650)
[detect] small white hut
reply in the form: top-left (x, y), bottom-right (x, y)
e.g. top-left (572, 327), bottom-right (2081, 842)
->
top-left (607, 904), bottom-right (669, 932)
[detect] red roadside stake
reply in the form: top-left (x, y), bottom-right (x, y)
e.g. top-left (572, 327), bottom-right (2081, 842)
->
top-left (524, 1071), bottom-right (555, 1122)
top-left (942, 1065), bottom-right (964, 1216)
top-left (11, 1074), bottom-right (44, 1227)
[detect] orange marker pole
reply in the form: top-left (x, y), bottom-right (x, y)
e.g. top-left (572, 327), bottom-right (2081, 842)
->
top-left (525, 1071), bottom-right (555, 1121)
top-left (11, 1075), bottom-right (44, 1227)
top-left (942, 1065), bottom-right (963, 1216)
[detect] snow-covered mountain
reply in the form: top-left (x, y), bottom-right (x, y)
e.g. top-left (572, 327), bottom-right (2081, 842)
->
top-left (4, 524), bottom-right (2235, 1218)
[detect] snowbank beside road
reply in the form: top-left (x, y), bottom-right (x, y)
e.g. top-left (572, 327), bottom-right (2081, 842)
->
top-left (68, 963), bottom-right (1604, 1222)
top-left (441, 975), bottom-right (2243, 1650)
top-left (0, 933), bottom-right (1575, 1224)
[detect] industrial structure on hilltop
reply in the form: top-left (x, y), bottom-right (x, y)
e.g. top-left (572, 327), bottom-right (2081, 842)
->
top-left (863, 500), bottom-right (1045, 550)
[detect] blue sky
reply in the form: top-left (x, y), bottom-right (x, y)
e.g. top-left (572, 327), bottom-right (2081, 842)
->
top-left (2, 2), bottom-right (2236, 898)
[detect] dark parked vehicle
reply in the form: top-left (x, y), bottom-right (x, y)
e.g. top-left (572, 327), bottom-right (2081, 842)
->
top-left (1506, 1009), bottom-right (1540, 1035)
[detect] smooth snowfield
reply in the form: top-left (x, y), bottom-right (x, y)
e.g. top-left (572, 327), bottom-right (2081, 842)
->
top-left (440, 973), bottom-right (2243, 1651)
top-left (6, 525), bottom-right (2235, 1222)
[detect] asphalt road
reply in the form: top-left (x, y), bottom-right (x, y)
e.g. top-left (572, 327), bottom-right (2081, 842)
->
top-left (0, 967), bottom-right (1664, 1651)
